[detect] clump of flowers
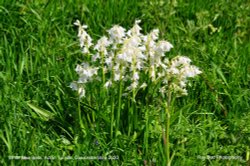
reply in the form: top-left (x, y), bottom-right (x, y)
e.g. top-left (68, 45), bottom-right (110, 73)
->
top-left (70, 20), bottom-right (201, 98)
top-left (70, 19), bottom-right (202, 165)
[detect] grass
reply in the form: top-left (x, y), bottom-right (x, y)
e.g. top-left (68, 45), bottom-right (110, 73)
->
top-left (0, 0), bottom-right (249, 165)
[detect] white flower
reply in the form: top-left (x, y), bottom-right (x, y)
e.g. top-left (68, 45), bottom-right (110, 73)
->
top-left (92, 53), bottom-right (100, 62)
top-left (117, 52), bottom-right (132, 63)
top-left (179, 81), bottom-right (187, 88)
top-left (136, 61), bottom-right (143, 70)
top-left (104, 80), bottom-right (112, 88)
top-left (150, 66), bottom-right (156, 80)
top-left (131, 81), bottom-right (138, 89)
top-left (159, 62), bottom-right (168, 70)
top-left (113, 64), bottom-right (120, 71)
top-left (179, 56), bottom-right (191, 64)
top-left (94, 36), bottom-right (110, 55)
top-left (180, 88), bottom-right (188, 96)
top-left (127, 20), bottom-right (142, 36)
top-left (150, 29), bottom-right (159, 41)
top-left (173, 56), bottom-right (191, 66)
top-left (75, 63), bottom-right (98, 83)
top-left (75, 64), bottom-right (83, 73)
top-left (105, 56), bottom-right (113, 67)
top-left (114, 72), bottom-right (122, 81)
top-left (126, 36), bottom-right (141, 47)
top-left (72, 20), bottom-right (202, 99)
top-left (94, 36), bottom-right (110, 49)
top-left (69, 82), bottom-right (78, 91)
top-left (74, 20), bottom-right (83, 27)
top-left (108, 25), bottom-right (126, 43)
top-left (78, 87), bottom-right (86, 98)
top-left (139, 45), bottom-right (146, 52)
top-left (74, 20), bottom-right (93, 54)
top-left (182, 65), bottom-right (202, 78)
top-left (159, 86), bottom-right (166, 94)
top-left (132, 72), bottom-right (139, 81)
top-left (136, 49), bottom-right (146, 59)
top-left (140, 83), bottom-right (147, 89)
top-left (168, 67), bottom-right (179, 75)
top-left (126, 81), bottom-right (139, 91)
top-left (84, 67), bottom-right (98, 77)
top-left (156, 40), bottom-right (173, 53)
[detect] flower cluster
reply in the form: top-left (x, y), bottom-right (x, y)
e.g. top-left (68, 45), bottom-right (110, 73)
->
top-left (160, 56), bottom-right (202, 96)
top-left (70, 20), bottom-right (202, 98)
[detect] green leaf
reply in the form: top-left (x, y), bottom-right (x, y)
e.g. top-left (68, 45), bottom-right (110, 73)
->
top-left (27, 102), bottom-right (54, 121)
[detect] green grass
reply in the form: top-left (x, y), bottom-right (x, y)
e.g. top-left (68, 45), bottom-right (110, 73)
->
top-left (0, 0), bottom-right (249, 165)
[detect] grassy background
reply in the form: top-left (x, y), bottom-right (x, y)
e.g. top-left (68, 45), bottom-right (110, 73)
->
top-left (0, 0), bottom-right (249, 165)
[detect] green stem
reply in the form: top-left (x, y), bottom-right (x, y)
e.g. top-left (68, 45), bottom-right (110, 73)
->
top-left (110, 50), bottom-right (117, 139)
top-left (101, 51), bottom-right (105, 84)
top-left (78, 99), bottom-right (84, 131)
top-left (116, 80), bottom-right (123, 138)
top-left (131, 54), bottom-right (137, 132)
top-left (145, 107), bottom-right (149, 158)
top-left (128, 90), bottom-right (136, 137)
top-left (132, 90), bottom-right (137, 131)
top-left (165, 90), bottom-right (172, 166)
top-left (111, 94), bottom-right (114, 139)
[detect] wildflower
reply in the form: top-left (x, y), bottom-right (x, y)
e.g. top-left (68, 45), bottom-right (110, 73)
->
top-left (155, 40), bottom-right (173, 54)
top-left (132, 72), bottom-right (139, 81)
top-left (70, 81), bottom-right (86, 98)
top-left (179, 81), bottom-right (186, 88)
top-left (76, 63), bottom-right (98, 83)
top-left (108, 25), bottom-right (126, 44)
top-left (150, 29), bottom-right (159, 41)
top-left (127, 20), bottom-right (142, 36)
top-left (105, 56), bottom-right (113, 67)
top-left (92, 53), bottom-right (100, 62)
top-left (69, 82), bottom-right (78, 91)
top-left (78, 87), bottom-right (86, 98)
top-left (131, 81), bottom-right (138, 89)
top-left (74, 20), bottom-right (93, 54)
top-left (170, 83), bottom-right (186, 96)
top-left (171, 56), bottom-right (191, 67)
top-left (104, 80), bottom-right (112, 88)
top-left (178, 56), bottom-right (192, 65)
top-left (167, 67), bottom-right (180, 75)
top-left (159, 86), bottom-right (166, 95)
top-left (71, 19), bottom-right (202, 98)
top-left (181, 65), bottom-right (202, 78)
top-left (114, 72), bottom-right (122, 81)
top-left (117, 52), bottom-right (132, 63)
top-left (136, 61), bottom-right (144, 70)
top-left (140, 83), bottom-right (147, 89)
top-left (94, 36), bottom-right (110, 55)
top-left (126, 35), bottom-right (141, 47)
top-left (150, 66), bottom-right (156, 80)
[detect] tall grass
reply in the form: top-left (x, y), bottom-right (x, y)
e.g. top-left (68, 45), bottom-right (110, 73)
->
top-left (0, 0), bottom-right (249, 165)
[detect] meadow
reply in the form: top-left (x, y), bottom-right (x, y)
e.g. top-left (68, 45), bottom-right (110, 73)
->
top-left (0, 0), bottom-right (249, 165)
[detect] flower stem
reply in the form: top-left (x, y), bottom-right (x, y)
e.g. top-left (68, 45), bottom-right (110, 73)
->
top-left (111, 94), bottom-right (114, 139)
top-left (144, 107), bottom-right (149, 158)
top-left (101, 52), bottom-right (105, 84)
top-left (78, 98), bottom-right (85, 132)
top-left (165, 90), bottom-right (172, 166)
top-left (115, 80), bottom-right (123, 141)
